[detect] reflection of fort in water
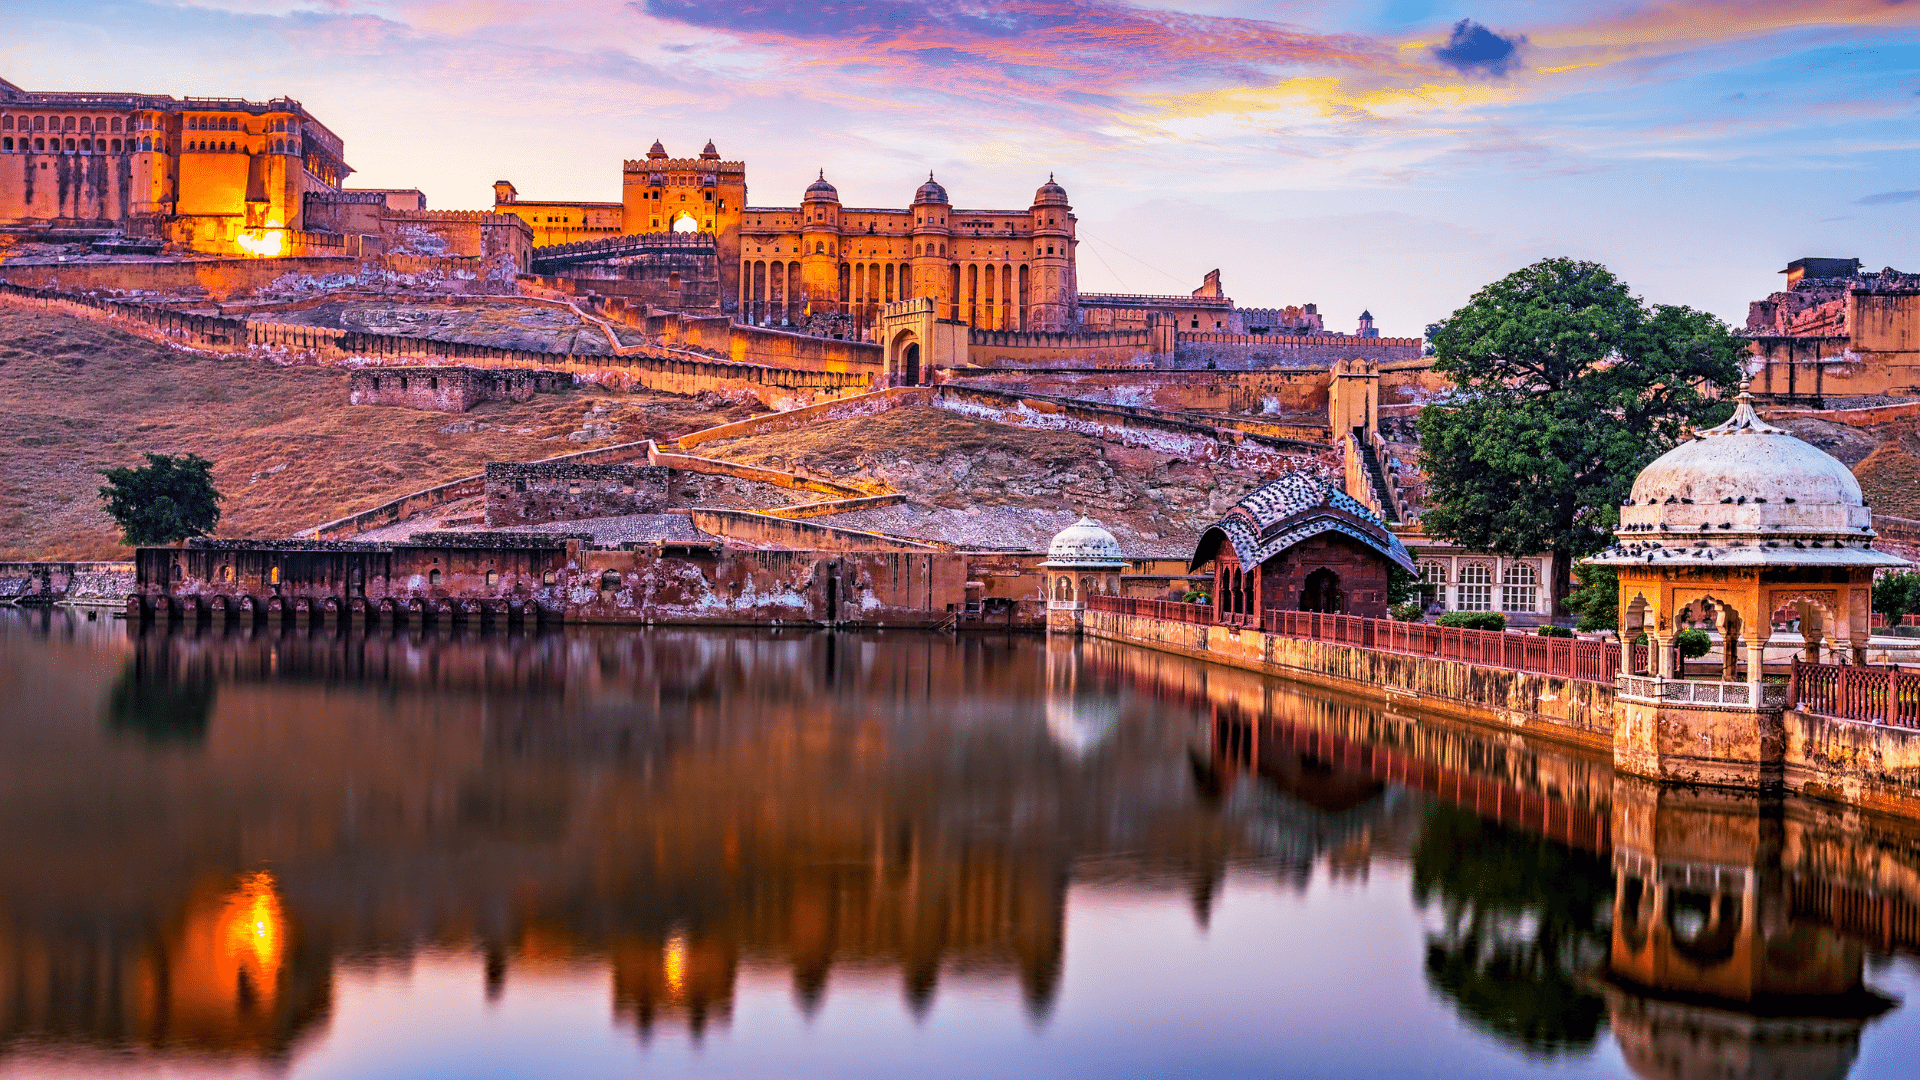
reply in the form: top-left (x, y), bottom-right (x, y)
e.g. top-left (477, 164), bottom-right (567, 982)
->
top-left (5, 615), bottom-right (1920, 1074)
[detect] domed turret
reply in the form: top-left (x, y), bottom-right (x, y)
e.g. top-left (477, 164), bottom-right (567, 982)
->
top-left (913, 172), bottom-right (949, 205)
top-left (803, 169), bottom-right (839, 203)
top-left (699, 139), bottom-right (719, 160)
top-left (1042, 517), bottom-right (1125, 569)
top-left (1591, 387), bottom-right (1906, 568)
top-left (1032, 173), bottom-right (1069, 206)
top-left (647, 139), bottom-right (667, 160)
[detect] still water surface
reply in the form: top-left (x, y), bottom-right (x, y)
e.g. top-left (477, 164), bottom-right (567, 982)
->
top-left (3, 609), bottom-right (1920, 1079)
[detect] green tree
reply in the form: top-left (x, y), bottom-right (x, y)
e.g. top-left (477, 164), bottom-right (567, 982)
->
top-left (1563, 564), bottom-right (1619, 632)
top-left (1417, 258), bottom-right (1743, 611)
top-left (98, 452), bottom-right (223, 547)
top-left (1872, 571), bottom-right (1920, 619)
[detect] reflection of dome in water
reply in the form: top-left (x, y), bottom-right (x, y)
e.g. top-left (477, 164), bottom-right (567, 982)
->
top-left (1045, 693), bottom-right (1119, 756)
top-left (1604, 986), bottom-right (1878, 1080)
top-left (1227, 774), bottom-right (1398, 868)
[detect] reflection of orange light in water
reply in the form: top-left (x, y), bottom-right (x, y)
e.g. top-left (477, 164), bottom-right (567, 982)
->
top-left (664, 930), bottom-right (688, 1001)
top-left (218, 871), bottom-right (285, 999)
top-left (234, 229), bottom-right (286, 257)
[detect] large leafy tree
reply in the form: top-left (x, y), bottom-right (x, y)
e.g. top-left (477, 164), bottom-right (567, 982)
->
top-left (98, 452), bottom-right (224, 547)
top-left (1417, 258), bottom-right (1743, 610)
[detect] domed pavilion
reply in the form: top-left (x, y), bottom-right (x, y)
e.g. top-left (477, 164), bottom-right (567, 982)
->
top-left (1585, 387), bottom-right (1908, 786)
top-left (1041, 517), bottom-right (1128, 634)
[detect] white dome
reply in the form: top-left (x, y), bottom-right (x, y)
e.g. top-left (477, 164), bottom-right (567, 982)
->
top-left (1591, 390), bottom-right (1906, 569)
top-left (1042, 516), bottom-right (1126, 568)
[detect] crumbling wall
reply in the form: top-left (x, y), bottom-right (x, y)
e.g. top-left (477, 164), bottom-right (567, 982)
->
top-left (348, 366), bottom-right (570, 412)
top-left (484, 462), bottom-right (671, 527)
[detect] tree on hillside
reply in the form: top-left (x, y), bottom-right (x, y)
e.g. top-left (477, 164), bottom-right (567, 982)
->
top-left (98, 453), bottom-right (223, 547)
top-left (1416, 258), bottom-right (1744, 610)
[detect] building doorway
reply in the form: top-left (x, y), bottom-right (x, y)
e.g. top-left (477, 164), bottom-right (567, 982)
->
top-left (903, 342), bottom-right (920, 386)
top-left (1301, 568), bottom-right (1344, 613)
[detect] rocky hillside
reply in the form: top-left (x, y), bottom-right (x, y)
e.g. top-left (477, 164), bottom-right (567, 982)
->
top-left (0, 306), bottom-right (747, 560)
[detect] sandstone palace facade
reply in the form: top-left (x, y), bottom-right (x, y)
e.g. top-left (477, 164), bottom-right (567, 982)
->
top-left (0, 77), bottom-right (350, 255)
top-left (495, 141), bottom-right (1083, 332)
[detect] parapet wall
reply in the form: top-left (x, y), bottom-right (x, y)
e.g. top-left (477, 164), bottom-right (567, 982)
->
top-left (965, 327), bottom-right (1166, 369)
top-left (0, 256), bottom-right (366, 300)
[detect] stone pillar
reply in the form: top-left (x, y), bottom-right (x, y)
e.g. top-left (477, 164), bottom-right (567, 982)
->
top-left (1747, 640), bottom-right (1766, 697)
top-left (1652, 633), bottom-right (1673, 679)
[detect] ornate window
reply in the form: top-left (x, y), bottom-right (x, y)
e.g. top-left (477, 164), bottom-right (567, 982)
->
top-left (1457, 562), bottom-right (1492, 611)
top-left (1501, 563), bottom-right (1538, 613)
top-left (1416, 560), bottom-right (1447, 607)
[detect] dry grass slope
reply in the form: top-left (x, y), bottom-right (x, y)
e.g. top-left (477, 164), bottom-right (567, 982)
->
top-left (0, 306), bottom-right (748, 560)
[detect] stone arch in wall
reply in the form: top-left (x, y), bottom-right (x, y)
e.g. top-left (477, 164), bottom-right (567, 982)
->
top-left (887, 328), bottom-right (922, 385)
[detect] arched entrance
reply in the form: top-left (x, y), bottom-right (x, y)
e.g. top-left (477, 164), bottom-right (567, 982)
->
top-left (1301, 568), bottom-right (1343, 613)
top-left (903, 342), bottom-right (920, 386)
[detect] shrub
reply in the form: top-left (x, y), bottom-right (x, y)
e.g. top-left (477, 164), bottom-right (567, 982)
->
top-left (1390, 602), bottom-right (1426, 622)
top-left (1675, 628), bottom-right (1712, 659)
top-left (1437, 611), bottom-right (1507, 632)
top-left (98, 452), bottom-right (222, 547)
top-left (1536, 625), bottom-right (1573, 638)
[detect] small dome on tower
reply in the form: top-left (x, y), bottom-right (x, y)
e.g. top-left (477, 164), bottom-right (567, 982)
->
top-left (1033, 173), bottom-right (1069, 206)
top-left (913, 172), bottom-right (949, 205)
top-left (646, 139), bottom-right (667, 159)
top-left (700, 139), bottom-right (719, 160)
top-left (803, 170), bottom-right (839, 203)
top-left (1042, 517), bottom-right (1126, 569)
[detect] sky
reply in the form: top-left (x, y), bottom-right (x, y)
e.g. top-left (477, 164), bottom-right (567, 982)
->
top-left (8, 1), bottom-right (1919, 334)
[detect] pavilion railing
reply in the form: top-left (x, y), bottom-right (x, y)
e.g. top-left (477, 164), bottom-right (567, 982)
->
top-left (1791, 658), bottom-right (1920, 727)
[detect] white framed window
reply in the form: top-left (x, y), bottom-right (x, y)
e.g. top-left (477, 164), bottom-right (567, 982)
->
top-left (1501, 562), bottom-right (1538, 614)
top-left (1417, 559), bottom-right (1448, 608)
top-left (1457, 562), bottom-right (1493, 612)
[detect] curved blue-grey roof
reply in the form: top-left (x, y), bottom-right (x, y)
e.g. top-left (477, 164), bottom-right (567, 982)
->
top-left (1189, 472), bottom-right (1415, 574)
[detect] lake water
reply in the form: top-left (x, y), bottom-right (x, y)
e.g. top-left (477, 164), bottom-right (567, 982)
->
top-left (3, 608), bottom-right (1919, 1080)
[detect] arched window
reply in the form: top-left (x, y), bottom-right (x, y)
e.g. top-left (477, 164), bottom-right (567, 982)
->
top-left (110, 139), bottom-right (120, 151)
top-left (600, 570), bottom-right (620, 591)
top-left (142, 136), bottom-right (151, 151)
top-left (1, 139), bottom-right (9, 151)
top-left (1501, 563), bottom-right (1538, 613)
top-left (1457, 563), bottom-right (1492, 612)
top-left (269, 566), bottom-right (281, 585)
top-left (429, 569), bottom-right (442, 586)
top-left (1417, 560), bottom-right (1447, 608)
top-left (32, 116), bottom-right (44, 131)
top-left (110, 117), bottom-right (121, 132)
top-left (815, 241), bottom-right (824, 253)
top-left (34, 138), bottom-right (43, 151)
top-left (1, 117), bottom-right (10, 131)
top-left (486, 570), bottom-right (499, 587)
top-left (80, 117), bottom-right (92, 133)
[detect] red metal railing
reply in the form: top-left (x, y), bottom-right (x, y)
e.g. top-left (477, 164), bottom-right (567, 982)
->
top-left (1087, 595), bottom-right (1623, 686)
top-left (1791, 658), bottom-right (1920, 727)
top-left (1089, 595), bottom-right (1215, 626)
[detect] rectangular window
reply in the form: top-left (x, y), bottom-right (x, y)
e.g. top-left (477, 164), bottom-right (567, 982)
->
top-left (1457, 563), bottom-right (1492, 612)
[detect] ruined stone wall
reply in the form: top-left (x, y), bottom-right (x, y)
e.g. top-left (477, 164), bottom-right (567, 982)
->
top-left (134, 537), bottom-right (968, 626)
top-left (946, 368), bottom-right (1332, 420)
top-left (348, 366), bottom-right (570, 412)
top-left (483, 462), bottom-right (671, 527)
top-left (0, 561), bottom-right (134, 603)
top-left (1173, 333), bottom-right (1423, 370)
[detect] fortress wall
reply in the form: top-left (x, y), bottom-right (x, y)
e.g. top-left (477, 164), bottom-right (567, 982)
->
top-left (1173, 333), bottom-right (1423, 370)
top-left (947, 367), bottom-right (1332, 418)
top-left (0, 256), bottom-right (364, 298)
top-left (686, 510), bottom-right (941, 552)
top-left (965, 327), bottom-right (1161, 369)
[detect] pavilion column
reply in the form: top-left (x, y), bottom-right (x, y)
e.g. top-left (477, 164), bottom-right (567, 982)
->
top-left (1652, 633), bottom-right (1674, 679)
top-left (1747, 640), bottom-right (1766, 695)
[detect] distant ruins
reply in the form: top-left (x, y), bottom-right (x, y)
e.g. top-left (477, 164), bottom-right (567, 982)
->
top-left (1745, 257), bottom-right (1920, 404)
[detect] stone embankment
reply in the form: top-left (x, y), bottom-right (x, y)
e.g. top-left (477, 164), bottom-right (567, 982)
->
top-left (1086, 606), bottom-right (1920, 819)
top-left (0, 562), bottom-right (135, 605)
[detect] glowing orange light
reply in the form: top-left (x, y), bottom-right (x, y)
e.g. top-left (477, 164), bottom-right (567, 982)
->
top-left (234, 229), bottom-right (286, 257)
top-left (217, 871), bottom-right (286, 993)
top-left (663, 930), bottom-right (688, 1000)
